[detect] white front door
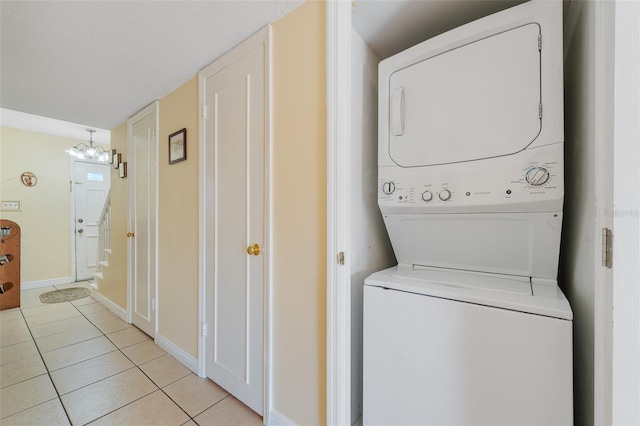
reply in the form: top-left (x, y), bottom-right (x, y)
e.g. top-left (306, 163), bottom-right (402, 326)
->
top-left (127, 102), bottom-right (158, 337)
top-left (202, 29), bottom-right (268, 415)
top-left (74, 161), bottom-right (110, 281)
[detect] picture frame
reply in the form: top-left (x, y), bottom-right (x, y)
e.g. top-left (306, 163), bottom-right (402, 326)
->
top-left (119, 162), bottom-right (127, 178)
top-left (113, 153), bottom-right (121, 169)
top-left (169, 128), bottom-right (187, 164)
top-left (109, 149), bottom-right (117, 164)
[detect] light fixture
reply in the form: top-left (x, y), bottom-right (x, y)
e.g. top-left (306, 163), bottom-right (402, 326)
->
top-left (66, 129), bottom-right (110, 162)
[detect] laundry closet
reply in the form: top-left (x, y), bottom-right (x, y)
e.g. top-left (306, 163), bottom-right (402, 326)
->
top-left (343, 0), bottom-right (597, 424)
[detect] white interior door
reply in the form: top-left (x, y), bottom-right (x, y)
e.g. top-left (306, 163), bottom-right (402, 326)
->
top-left (127, 102), bottom-right (158, 337)
top-left (202, 30), bottom-right (267, 415)
top-left (612, 1), bottom-right (640, 422)
top-left (74, 161), bottom-right (110, 281)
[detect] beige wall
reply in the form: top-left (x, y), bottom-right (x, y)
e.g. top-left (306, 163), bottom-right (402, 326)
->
top-left (157, 76), bottom-right (200, 356)
top-left (0, 127), bottom-right (108, 284)
top-left (98, 122), bottom-right (128, 308)
top-left (272, 2), bottom-right (326, 424)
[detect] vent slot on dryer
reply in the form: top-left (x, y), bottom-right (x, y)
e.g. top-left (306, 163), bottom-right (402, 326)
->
top-left (388, 23), bottom-right (542, 167)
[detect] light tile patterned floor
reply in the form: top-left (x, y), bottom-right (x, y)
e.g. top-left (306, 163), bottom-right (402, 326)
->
top-left (0, 283), bottom-right (263, 425)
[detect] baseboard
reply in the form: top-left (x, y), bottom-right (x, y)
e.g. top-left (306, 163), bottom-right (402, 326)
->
top-left (21, 277), bottom-right (73, 290)
top-left (155, 332), bottom-right (199, 374)
top-left (90, 290), bottom-right (127, 322)
top-left (269, 409), bottom-right (297, 426)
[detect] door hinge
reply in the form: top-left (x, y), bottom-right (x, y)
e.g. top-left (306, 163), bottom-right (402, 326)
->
top-left (602, 228), bottom-right (613, 268)
top-left (201, 322), bottom-right (207, 337)
top-left (337, 251), bottom-right (345, 266)
top-left (539, 103), bottom-right (543, 119)
top-left (202, 104), bottom-right (208, 120)
top-left (151, 298), bottom-right (155, 311)
top-left (538, 35), bottom-right (542, 51)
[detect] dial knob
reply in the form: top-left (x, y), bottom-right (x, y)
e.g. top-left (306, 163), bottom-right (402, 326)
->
top-left (526, 167), bottom-right (550, 186)
top-left (382, 181), bottom-right (395, 195)
top-left (422, 190), bottom-right (433, 202)
top-left (439, 189), bottom-right (452, 201)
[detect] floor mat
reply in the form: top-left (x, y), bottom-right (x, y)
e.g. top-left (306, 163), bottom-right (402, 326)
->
top-left (39, 287), bottom-right (91, 303)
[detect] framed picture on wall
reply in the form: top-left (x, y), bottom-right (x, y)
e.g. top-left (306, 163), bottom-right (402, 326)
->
top-left (119, 162), bottom-right (127, 178)
top-left (169, 128), bottom-right (187, 164)
top-left (113, 153), bottom-right (121, 169)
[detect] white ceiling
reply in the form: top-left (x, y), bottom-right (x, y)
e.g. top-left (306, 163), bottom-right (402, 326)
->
top-left (0, 1), bottom-right (303, 131)
top-left (0, 0), bottom-right (524, 134)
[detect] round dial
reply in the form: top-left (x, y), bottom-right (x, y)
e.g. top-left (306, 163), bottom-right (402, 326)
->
top-left (439, 189), bottom-right (452, 201)
top-left (382, 181), bottom-right (395, 195)
top-left (526, 167), bottom-right (550, 186)
top-left (422, 191), bottom-right (433, 202)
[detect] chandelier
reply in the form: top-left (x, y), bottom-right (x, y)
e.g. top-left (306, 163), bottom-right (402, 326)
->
top-left (66, 129), bottom-right (110, 162)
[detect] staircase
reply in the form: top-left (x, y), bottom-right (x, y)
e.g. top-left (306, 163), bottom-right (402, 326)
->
top-left (95, 191), bottom-right (111, 287)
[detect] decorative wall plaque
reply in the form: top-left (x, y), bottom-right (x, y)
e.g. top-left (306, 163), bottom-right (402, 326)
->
top-left (20, 172), bottom-right (37, 187)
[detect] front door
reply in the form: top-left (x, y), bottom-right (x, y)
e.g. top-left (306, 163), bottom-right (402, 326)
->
top-left (74, 161), bottom-right (110, 281)
top-left (202, 29), bottom-right (268, 415)
top-left (127, 102), bottom-right (158, 337)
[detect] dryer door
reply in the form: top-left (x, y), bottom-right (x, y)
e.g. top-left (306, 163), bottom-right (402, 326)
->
top-left (388, 24), bottom-right (541, 167)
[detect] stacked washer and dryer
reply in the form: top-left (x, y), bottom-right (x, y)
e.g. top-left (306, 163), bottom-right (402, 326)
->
top-left (363, 1), bottom-right (573, 425)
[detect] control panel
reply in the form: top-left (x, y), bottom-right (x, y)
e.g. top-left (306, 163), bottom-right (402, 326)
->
top-left (378, 145), bottom-right (564, 213)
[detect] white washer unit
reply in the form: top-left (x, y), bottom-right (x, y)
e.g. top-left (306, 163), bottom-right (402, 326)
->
top-left (363, 1), bottom-right (573, 425)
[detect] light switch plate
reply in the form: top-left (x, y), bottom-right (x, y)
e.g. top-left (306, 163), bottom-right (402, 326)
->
top-left (1, 201), bottom-right (21, 211)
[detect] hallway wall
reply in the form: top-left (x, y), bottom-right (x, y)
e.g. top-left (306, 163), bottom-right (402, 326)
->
top-left (271, 1), bottom-right (327, 424)
top-left (157, 76), bottom-right (199, 357)
top-left (0, 127), bottom-right (105, 286)
top-left (98, 2), bottom-right (327, 422)
top-left (98, 121), bottom-right (127, 308)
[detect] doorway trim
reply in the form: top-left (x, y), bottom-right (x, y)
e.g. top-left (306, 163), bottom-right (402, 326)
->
top-left (326, 2), bottom-right (352, 425)
top-left (593, 1), bottom-right (615, 424)
top-left (197, 25), bottom-right (273, 419)
top-left (126, 101), bottom-right (160, 333)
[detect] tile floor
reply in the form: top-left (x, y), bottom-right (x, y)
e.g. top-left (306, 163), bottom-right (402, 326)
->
top-left (0, 282), bottom-right (263, 425)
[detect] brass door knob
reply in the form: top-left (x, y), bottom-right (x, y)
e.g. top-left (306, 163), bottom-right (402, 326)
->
top-left (247, 243), bottom-right (261, 256)
top-left (127, 232), bottom-right (135, 237)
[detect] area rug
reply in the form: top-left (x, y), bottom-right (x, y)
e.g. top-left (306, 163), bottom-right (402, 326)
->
top-left (39, 287), bottom-right (91, 303)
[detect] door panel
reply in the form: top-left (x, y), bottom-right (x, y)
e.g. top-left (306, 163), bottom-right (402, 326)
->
top-left (74, 162), bottom-right (110, 281)
top-left (204, 39), bottom-right (265, 415)
top-left (389, 24), bottom-right (541, 167)
top-left (128, 104), bottom-right (157, 337)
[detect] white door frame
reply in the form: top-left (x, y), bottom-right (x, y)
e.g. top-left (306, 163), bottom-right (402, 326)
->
top-left (197, 25), bottom-right (273, 419)
top-left (126, 101), bottom-right (160, 333)
top-left (326, 2), bottom-right (352, 425)
top-left (593, 1), bottom-right (616, 424)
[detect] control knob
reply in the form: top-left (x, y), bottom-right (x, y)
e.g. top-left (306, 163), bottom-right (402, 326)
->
top-left (526, 167), bottom-right (550, 186)
top-left (382, 181), bottom-right (395, 195)
top-left (439, 189), bottom-right (452, 201)
top-left (422, 191), bottom-right (433, 202)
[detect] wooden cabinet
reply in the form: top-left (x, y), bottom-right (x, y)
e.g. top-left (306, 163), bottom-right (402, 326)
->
top-left (0, 220), bottom-right (21, 310)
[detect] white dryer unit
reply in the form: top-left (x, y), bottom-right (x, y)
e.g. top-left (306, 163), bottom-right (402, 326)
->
top-left (363, 1), bottom-right (572, 425)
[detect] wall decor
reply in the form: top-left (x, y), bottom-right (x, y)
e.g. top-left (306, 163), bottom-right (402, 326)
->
top-left (109, 149), bottom-right (117, 164)
top-left (119, 162), bottom-right (127, 178)
top-left (169, 128), bottom-right (187, 164)
top-left (20, 172), bottom-right (37, 187)
top-left (113, 153), bottom-right (121, 169)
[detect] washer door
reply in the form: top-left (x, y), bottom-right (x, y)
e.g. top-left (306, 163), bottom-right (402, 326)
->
top-left (388, 23), bottom-right (541, 167)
